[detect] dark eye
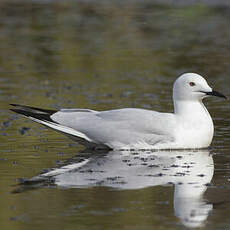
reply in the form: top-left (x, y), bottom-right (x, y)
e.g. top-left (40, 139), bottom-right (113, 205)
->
top-left (189, 82), bottom-right (196, 87)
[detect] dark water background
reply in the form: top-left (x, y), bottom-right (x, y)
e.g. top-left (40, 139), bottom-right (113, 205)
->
top-left (1, 1), bottom-right (230, 229)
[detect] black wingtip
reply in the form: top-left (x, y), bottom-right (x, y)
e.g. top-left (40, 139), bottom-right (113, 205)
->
top-left (10, 103), bottom-right (24, 107)
top-left (9, 104), bottom-right (58, 123)
top-left (10, 108), bottom-right (32, 117)
top-left (9, 104), bottom-right (58, 114)
top-left (10, 108), bottom-right (20, 114)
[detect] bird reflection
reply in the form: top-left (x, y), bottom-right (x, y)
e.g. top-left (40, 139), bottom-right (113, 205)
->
top-left (31, 149), bottom-right (214, 228)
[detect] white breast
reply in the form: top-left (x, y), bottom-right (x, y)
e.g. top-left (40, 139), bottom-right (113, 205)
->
top-left (174, 111), bottom-right (214, 148)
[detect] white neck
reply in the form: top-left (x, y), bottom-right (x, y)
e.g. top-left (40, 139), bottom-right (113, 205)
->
top-left (173, 99), bottom-right (209, 117)
top-left (172, 98), bottom-right (214, 148)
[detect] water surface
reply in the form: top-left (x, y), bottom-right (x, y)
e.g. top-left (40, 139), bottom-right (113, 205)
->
top-left (1, 1), bottom-right (230, 230)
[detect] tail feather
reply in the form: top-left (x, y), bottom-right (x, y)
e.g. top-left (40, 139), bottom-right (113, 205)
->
top-left (10, 104), bottom-right (95, 146)
top-left (29, 116), bottom-right (92, 142)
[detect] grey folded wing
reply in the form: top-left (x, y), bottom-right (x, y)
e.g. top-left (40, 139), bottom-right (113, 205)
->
top-left (51, 108), bottom-right (176, 148)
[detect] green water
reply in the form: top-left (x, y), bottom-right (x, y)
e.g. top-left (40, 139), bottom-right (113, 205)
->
top-left (1, 1), bottom-right (230, 229)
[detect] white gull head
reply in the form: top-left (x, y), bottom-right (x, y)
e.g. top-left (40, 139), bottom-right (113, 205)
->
top-left (173, 73), bottom-right (226, 101)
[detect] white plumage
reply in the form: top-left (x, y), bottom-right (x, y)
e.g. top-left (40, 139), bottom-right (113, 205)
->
top-left (11, 73), bottom-right (226, 150)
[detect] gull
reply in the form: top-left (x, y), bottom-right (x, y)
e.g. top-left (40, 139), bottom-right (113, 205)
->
top-left (10, 73), bottom-right (226, 150)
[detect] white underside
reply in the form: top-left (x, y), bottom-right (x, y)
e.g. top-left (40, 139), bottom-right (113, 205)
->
top-left (107, 141), bottom-right (209, 151)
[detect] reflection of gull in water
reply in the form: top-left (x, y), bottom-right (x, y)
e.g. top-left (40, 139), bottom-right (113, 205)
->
top-left (33, 149), bottom-right (214, 228)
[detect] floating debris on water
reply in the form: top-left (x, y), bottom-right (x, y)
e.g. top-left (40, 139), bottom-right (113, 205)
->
top-left (19, 127), bottom-right (31, 135)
